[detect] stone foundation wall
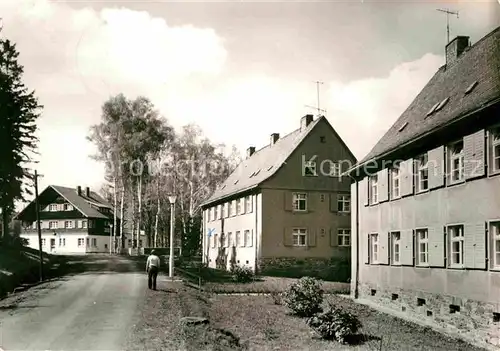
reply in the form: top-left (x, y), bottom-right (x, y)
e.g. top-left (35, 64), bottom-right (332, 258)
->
top-left (358, 283), bottom-right (500, 349)
top-left (258, 256), bottom-right (350, 282)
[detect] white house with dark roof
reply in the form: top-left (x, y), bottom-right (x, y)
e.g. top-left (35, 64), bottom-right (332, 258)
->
top-left (201, 114), bottom-right (356, 279)
top-left (348, 27), bottom-right (500, 349)
top-left (15, 185), bottom-right (123, 254)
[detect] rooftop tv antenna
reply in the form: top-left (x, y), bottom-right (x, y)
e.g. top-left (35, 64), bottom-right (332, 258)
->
top-left (305, 80), bottom-right (325, 116)
top-left (436, 8), bottom-right (459, 44)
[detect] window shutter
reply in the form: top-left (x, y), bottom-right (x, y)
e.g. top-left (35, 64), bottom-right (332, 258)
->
top-left (364, 233), bottom-right (370, 264)
top-left (284, 192), bottom-right (293, 211)
top-left (378, 231), bottom-right (389, 264)
top-left (464, 222), bottom-right (486, 269)
top-left (283, 228), bottom-right (293, 246)
top-left (378, 168), bottom-right (389, 203)
top-left (249, 229), bottom-right (254, 247)
top-left (487, 131), bottom-right (494, 175)
top-left (445, 146), bottom-right (451, 186)
top-left (387, 232), bottom-right (392, 263)
top-left (213, 234), bottom-right (217, 248)
top-left (361, 178), bottom-right (369, 206)
top-left (307, 193), bottom-right (314, 212)
top-left (465, 130), bottom-right (486, 180)
top-left (428, 146), bottom-right (445, 189)
top-left (400, 159), bottom-right (414, 197)
top-left (308, 228), bottom-right (317, 247)
top-left (329, 194), bottom-right (337, 212)
top-left (400, 229), bottom-right (414, 266)
top-left (330, 227), bottom-right (338, 247)
top-left (428, 226), bottom-right (445, 267)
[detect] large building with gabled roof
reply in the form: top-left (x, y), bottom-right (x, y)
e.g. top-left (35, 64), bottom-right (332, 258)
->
top-left (15, 185), bottom-right (123, 254)
top-left (348, 27), bottom-right (500, 349)
top-left (201, 114), bottom-right (356, 277)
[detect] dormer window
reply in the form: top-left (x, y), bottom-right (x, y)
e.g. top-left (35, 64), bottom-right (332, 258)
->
top-left (448, 140), bottom-right (464, 184)
top-left (434, 97), bottom-right (450, 113)
top-left (464, 81), bottom-right (478, 95)
top-left (49, 204), bottom-right (58, 212)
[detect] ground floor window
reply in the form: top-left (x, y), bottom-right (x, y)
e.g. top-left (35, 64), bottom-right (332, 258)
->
top-left (391, 232), bottom-right (401, 265)
top-left (448, 225), bottom-right (464, 268)
top-left (338, 229), bottom-right (351, 246)
top-left (416, 229), bottom-right (429, 266)
top-left (491, 221), bottom-right (500, 269)
top-left (293, 228), bottom-right (307, 246)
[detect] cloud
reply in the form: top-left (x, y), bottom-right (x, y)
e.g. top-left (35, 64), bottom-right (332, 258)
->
top-left (2, 0), bottom-right (448, 211)
top-left (0, 0), bottom-right (227, 203)
top-left (325, 52), bottom-right (444, 160)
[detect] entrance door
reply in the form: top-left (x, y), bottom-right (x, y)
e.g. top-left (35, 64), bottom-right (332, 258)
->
top-left (50, 238), bottom-right (55, 252)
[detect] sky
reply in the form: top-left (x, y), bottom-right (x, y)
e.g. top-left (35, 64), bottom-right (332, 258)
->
top-left (2, 0), bottom-right (499, 209)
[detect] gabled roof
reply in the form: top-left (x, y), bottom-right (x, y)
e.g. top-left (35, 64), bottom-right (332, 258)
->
top-left (353, 26), bottom-right (500, 172)
top-left (51, 185), bottom-right (113, 219)
top-left (15, 185), bottom-right (115, 220)
top-left (202, 115), bottom-right (350, 207)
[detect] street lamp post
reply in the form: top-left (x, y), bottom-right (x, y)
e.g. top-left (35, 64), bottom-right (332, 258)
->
top-left (168, 196), bottom-right (176, 280)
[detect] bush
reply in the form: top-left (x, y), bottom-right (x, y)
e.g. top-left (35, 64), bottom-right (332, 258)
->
top-left (306, 305), bottom-right (362, 344)
top-left (282, 276), bottom-right (324, 317)
top-left (230, 265), bottom-right (254, 283)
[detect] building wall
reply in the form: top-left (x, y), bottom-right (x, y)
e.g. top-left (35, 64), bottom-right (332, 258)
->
top-left (203, 193), bottom-right (262, 271)
top-left (20, 232), bottom-right (111, 254)
top-left (353, 125), bottom-right (500, 348)
top-left (259, 118), bottom-right (354, 274)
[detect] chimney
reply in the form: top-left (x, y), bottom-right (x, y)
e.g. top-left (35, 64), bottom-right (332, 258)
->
top-left (247, 146), bottom-right (256, 158)
top-left (85, 187), bottom-right (90, 197)
top-left (270, 133), bottom-right (280, 145)
top-left (76, 186), bottom-right (81, 196)
top-left (300, 114), bottom-right (314, 131)
top-left (446, 36), bottom-right (469, 67)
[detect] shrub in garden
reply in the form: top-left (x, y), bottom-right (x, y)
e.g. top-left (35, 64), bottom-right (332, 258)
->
top-left (306, 305), bottom-right (362, 344)
top-left (230, 265), bottom-right (254, 283)
top-left (282, 276), bottom-right (324, 317)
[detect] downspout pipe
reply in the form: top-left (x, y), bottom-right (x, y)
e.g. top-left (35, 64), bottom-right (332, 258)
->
top-left (254, 194), bottom-right (258, 273)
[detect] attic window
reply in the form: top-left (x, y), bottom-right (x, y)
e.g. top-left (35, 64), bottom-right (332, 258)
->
top-left (434, 97), bottom-right (449, 112)
top-left (249, 172), bottom-right (255, 178)
top-left (426, 102), bottom-right (440, 116)
top-left (464, 81), bottom-right (478, 95)
top-left (254, 169), bottom-right (261, 176)
top-left (267, 166), bottom-right (273, 171)
top-left (221, 185), bottom-right (226, 190)
top-left (398, 122), bottom-right (408, 132)
top-left (234, 180), bottom-right (239, 185)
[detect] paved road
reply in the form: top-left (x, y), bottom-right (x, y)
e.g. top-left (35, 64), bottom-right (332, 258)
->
top-left (0, 255), bottom-right (159, 351)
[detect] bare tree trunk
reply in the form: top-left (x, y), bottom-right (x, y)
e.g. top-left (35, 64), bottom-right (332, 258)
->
top-left (131, 181), bottom-right (136, 248)
top-left (119, 175), bottom-right (125, 249)
top-left (154, 171), bottom-right (160, 248)
top-left (113, 175), bottom-right (117, 254)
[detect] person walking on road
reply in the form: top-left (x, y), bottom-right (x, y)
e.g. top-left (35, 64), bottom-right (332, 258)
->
top-left (146, 250), bottom-right (160, 290)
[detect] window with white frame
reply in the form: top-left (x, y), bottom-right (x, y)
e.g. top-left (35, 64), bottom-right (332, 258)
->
top-left (449, 140), bottom-right (464, 183)
top-left (86, 238), bottom-right (90, 246)
top-left (303, 159), bottom-right (317, 176)
top-left (370, 233), bottom-right (379, 263)
top-left (63, 203), bottom-right (73, 211)
top-left (416, 229), bottom-right (429, 266)
top-left (337, 195), bottom-right (351, 213)
top-left (415, 153), bottom-right (429, 192)
top-left (338, 229), bottom-right (351, 246)
top-left (245, 196), bottom-right (252, 212)
top-left (391, 232), bottom-right (401, 265)
top-left (92, 238), bottom-right (97, 247)
top-left (49, 204), bottom-right (58, 212)
top-left (236, 199), bottom-right (242, 215)
top-left (292, 228), bottom-right (307, 246)
top-left (235, 231), bottom-right (241, 247)
top-left (491, 127), bottom-right (500, 173)
top-left (328, 162), bottom-right (341, 177)
top-left (59, 237), bottom-right (66, 247)
top-left (390, 166), bottom-right (401, 199)
top-left (448, 225), bottom-right (464, 267)
top-left (41, 238), bottom-right (46, 246)
top-left (82, 220), bottom-right (87, 229)
top-left (78, 238), bottom-right (84, 247)
top-left (64, 221), bottom-right (73, 229)
top-left (49, 221), bottom-right (58, 229)
top-left (244, 230), bottom-right (251, 246)
top-left (292, 193), bottom-right (307, 211)
top-left (227, 232), bottom-right (232, 247)
top-left (491, 221), bottom-right (500, 269)
top-left (228, 202), bottom-right (233, 216)
top-left (369, 175), bottom-right (378, 204)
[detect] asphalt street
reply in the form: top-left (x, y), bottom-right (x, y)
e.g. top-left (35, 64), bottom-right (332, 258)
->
top-left (0, 255), bottom-right (155, 351)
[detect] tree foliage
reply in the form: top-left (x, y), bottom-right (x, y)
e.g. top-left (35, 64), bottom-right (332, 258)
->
top-left (88, 93), bottom-right (239, 254)
top-left (0, 38), bottom-right (42, 240)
